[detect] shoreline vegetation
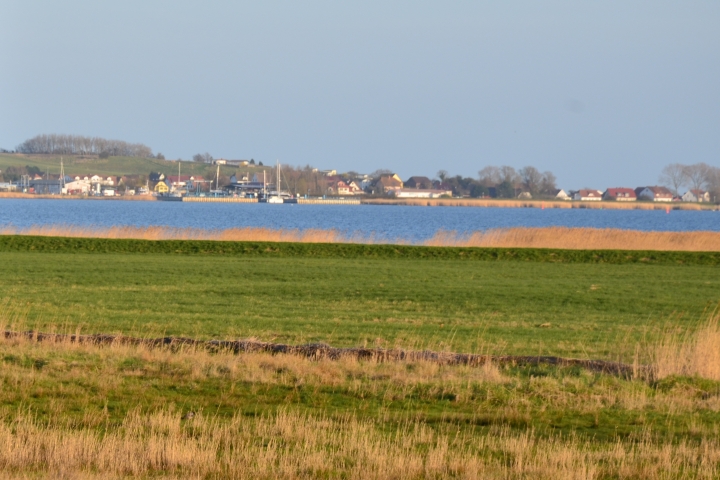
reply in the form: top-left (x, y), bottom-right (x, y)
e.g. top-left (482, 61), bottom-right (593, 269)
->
top-left (1, 225), bottom-right (720, 253)
top-left (0, 310), bottom-right (718, 478)
top-left (1, 192), bottom-right (718, 210)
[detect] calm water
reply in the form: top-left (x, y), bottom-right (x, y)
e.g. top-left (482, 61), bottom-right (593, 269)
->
top-left (0, 199), bottom-right (718, 241)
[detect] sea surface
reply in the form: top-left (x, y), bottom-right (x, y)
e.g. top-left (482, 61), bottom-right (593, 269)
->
top-left (0, 199), bottom-right (718, 242)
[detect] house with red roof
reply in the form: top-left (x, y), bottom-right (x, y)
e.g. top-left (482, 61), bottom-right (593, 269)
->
top-left (636, 186), bottom-right (673, 202)
top-left (572, 189), bottom-right (602, 201)
top-left (602, 188), bottom-right (637, 202)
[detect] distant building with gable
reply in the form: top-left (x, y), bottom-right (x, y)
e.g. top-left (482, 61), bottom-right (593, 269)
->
top-left (682, 189), bottom-right (710, 203)
top-left (635, 186), bottom-right (673, 202)
top-left (603, 188), bottom-right (637, 201)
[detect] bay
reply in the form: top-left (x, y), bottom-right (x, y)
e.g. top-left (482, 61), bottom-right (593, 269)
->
top-left (0, 199), bottom-right (718, 242)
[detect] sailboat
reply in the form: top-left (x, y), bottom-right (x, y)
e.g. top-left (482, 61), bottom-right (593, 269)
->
top-left (266, 160), bottom-right (284, 203)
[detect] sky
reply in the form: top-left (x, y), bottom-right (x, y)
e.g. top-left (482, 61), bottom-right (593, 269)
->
top-left (1, 1), bottom-right (719, 188)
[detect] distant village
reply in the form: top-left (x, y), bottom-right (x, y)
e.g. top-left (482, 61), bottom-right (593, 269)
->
top-left (1, 163), bottom-right (716, 205)
top-left (1, 134), bottom-right (717, 203)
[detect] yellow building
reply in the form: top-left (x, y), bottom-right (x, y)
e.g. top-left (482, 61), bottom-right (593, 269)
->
top-left (154, 181), bottom-right (169, 194)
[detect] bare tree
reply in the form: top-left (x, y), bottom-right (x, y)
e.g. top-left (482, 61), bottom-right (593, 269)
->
top-left (499, 166), bottom-right (519, 184)
top-left (518, 166), bottom-right (543, 195)
top-left (659, 163), bottom-right (687, 196)
top-left (706, 166), bottom-right (720, 203)
top-left (369, 169), bottom-right (392, 179)
top-left (436, 170), bottom-right (449, 182)
top-left (539, 171), bottom-right (557, 196)
top-left (683, 163), bottom-right (711, 194)
top-left (477, 166), bottom-right (501, 186)
top-left (281, 164), bottom-right (328, 195)
top-left (192, 153), bottom-right (213, 163)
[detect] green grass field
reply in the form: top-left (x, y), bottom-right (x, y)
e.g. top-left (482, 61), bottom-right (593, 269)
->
top-left (1, 243), bottom-right (718, 358)
top-left (2, 239), bottom-right (720, 477)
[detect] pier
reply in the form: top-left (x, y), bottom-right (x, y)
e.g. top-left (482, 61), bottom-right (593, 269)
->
top-left (181, 196), bottom-right (258, 203)
top-left (297, 198), bottom-right (361, 205)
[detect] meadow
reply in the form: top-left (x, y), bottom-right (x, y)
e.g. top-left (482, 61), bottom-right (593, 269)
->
top-left (0, 153), bottom-right (263, 180)
top-left (0, 243), bottom-right (718, 357)
top-left (1, 237), bottom-right (719, 477)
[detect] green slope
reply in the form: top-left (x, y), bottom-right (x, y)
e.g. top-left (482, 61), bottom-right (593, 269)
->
top-left (0, 153), bottom-right (269, 179)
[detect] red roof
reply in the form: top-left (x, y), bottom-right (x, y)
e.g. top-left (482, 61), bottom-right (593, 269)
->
top-left (604, 188), bottom-right (636, 199)
top-left (636, 186), bottom-right (672, 198)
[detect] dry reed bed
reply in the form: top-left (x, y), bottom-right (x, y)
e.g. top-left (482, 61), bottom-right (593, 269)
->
top-left (7, 307), bottom-right (720, 382)
top-left (364, 197), bottom-right (718, 210)
top-left (2, 224), bottom-right (720, 251)
top-left (0, 408), bottom-right (719, 479)
top-left (427, 227), bottom-right (720, 252)
top-left (0, 333), bottom-right (719, 478)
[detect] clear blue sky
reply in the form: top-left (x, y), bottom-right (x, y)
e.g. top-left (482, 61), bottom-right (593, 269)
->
top-left (1, 1), bottom-right (718, 188)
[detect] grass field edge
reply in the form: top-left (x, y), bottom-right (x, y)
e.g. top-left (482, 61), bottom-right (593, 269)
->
top-left (0, 234), bottom-right (718, 265)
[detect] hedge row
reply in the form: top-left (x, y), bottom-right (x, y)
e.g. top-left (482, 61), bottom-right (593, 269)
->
top-left (0, 235), bottom-right (718, 265)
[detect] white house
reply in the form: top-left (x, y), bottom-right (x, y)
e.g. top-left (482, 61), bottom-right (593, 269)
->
top-left (553, 189), bottom-right (571, 200)
top-left (75, 175), bottom-right (115, 186)
top-left (573, 189), bottom-right (603, 201)
top-left (636, 186), bottom-right (673, 202)
top-left (682, 189), bottom-right (711, 203)
top-left (63, 180), bottom-right (91, 194)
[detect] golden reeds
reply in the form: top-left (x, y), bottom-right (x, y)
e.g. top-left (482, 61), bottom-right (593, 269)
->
top-left (0, 402), bottom-right (717, 478)
top-left (363, 198), bottom-right (717, 210)
top-left (426, 227), bottom-right (720, 252)
top-left (650, 310), bottom-right (720, 380)
top-left (0, 313), bottom-right (719, 477)
top-left (1, 224), bottom-right (720, 251)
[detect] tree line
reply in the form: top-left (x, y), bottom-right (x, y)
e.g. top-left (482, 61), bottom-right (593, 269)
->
top-left (422, 165), bottom-right (557, 198)
top-left (16, 134), bottom-right (153, 158)
top-left (659, 163), bottom-right (720, 199)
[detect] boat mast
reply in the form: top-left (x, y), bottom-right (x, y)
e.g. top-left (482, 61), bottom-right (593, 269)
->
top-left (59, 157), bottom-right (65, 195)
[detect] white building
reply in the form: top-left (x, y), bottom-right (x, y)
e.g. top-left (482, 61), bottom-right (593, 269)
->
top-left (637, 186), bottom-right (673, 202)
top-left (553, 189), bottom-right (571, 200)
top-left (682, 189), bottom-right (711, 203)
top-left (63, 180), bottom-right (91, 194)
top-left (573, 189), bottom-right (603, 201)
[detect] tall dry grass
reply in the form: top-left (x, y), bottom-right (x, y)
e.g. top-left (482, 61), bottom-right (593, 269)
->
top-left (0, 406), bottom-right (719, 478)
top-left (1, 316), bottom-right (720, 477)
top-left (364, 198), bottom-right (717, 210)
top-left (426, 227), bottom-right (720, 252)
top-left (2, 224), bottom-right (720, 251)
top-left (650, 310), bottom-right (720, 380)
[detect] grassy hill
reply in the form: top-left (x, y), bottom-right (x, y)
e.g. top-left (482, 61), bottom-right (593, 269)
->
top-left (0, 153), bottom-right (270, 179)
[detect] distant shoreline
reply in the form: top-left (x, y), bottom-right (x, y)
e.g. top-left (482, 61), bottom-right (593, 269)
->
top-left (0, 192), bottom-right (717, 210)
